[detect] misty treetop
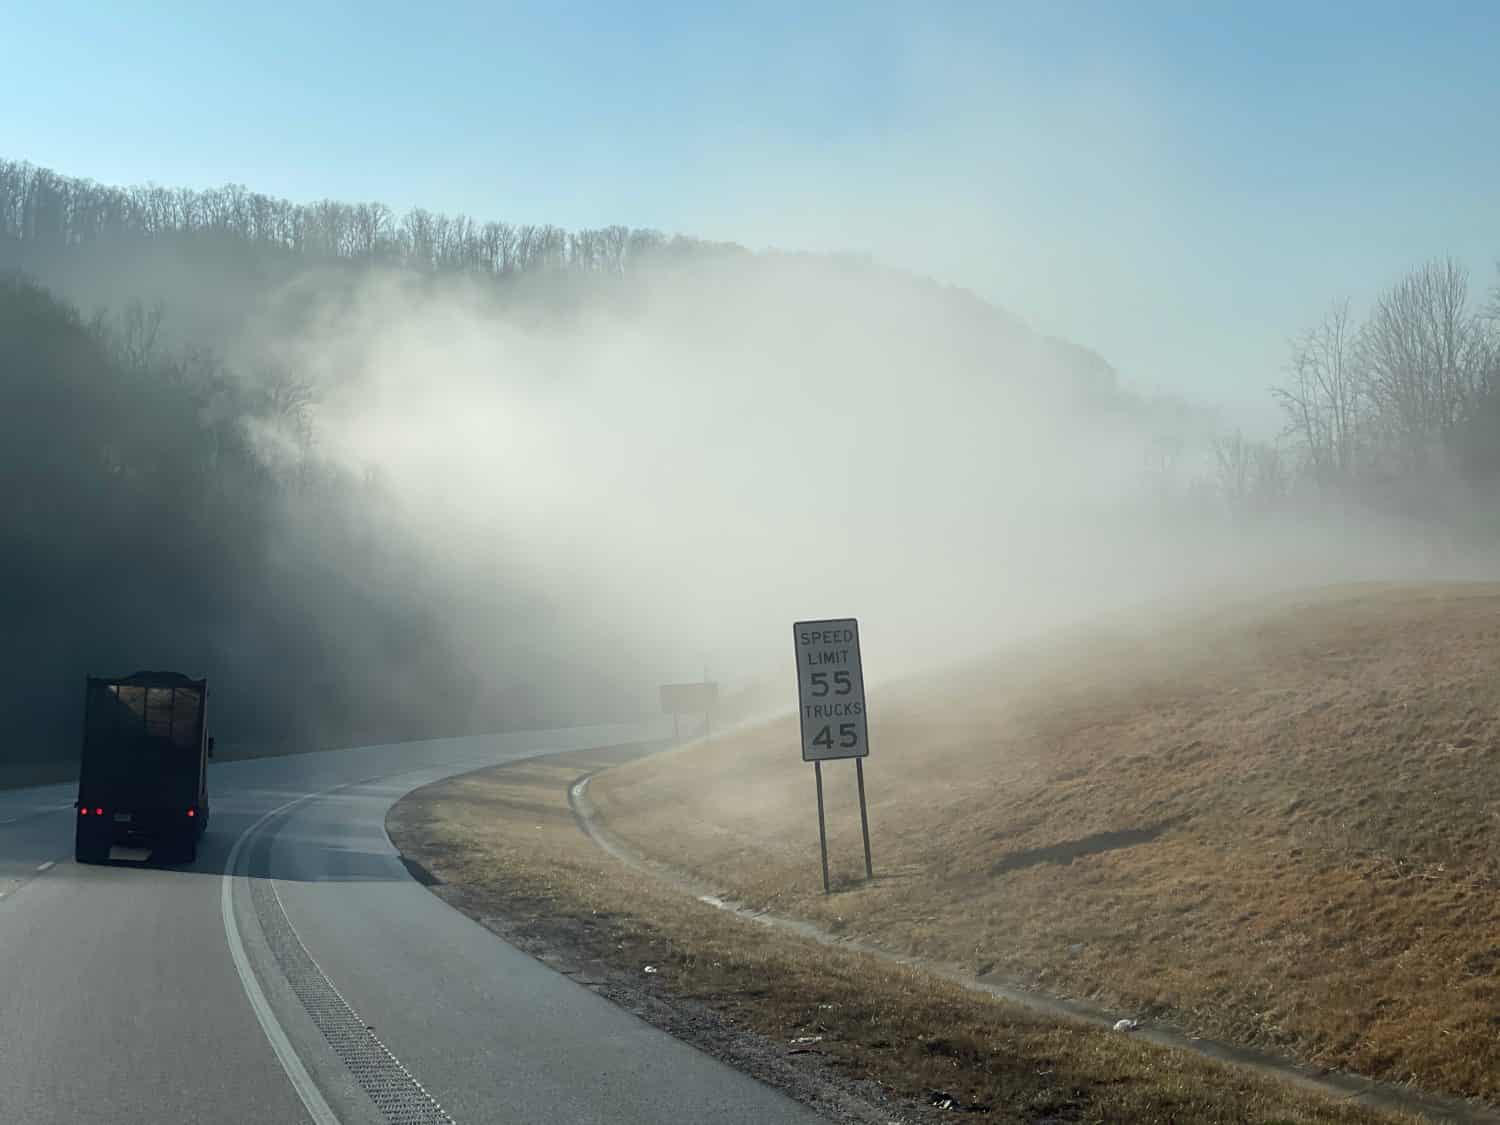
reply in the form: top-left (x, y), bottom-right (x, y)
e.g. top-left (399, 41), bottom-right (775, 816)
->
top-left (0, 158), bottom-right (740, 277)
top-left (0, 155), bottom-right (1125, 407)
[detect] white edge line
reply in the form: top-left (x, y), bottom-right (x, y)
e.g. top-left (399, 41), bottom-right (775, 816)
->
top-left (221, 792), bottom-right (341, 1125)
top-left (267, 877), bottom-right (456, 1124)
top-left (36, 861), bottom-right (53, 872)
top-left (216, 737), bottom-right (637, 1125)
top-left (216, 753), bottom-right (507, 1125)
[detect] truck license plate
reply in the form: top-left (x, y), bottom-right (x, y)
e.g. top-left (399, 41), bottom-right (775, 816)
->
top-left (113, 812), bottom-right (132, 823)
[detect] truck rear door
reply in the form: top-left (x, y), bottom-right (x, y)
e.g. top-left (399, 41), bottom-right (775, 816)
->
top-left (83, 681), bottom-right (204, 815)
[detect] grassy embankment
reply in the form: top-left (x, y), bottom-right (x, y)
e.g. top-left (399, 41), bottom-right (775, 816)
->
top-left (593, 585), bottom-right (1500, 1103)
top-left (391, 583), bottom-right (1500, 1123)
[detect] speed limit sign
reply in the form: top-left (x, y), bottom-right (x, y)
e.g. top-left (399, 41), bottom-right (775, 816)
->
top-left (793, 618), bottom-right (868, 761)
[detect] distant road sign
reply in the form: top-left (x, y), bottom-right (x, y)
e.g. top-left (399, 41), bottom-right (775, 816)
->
top-left (793, 618), bottom-right (868, 761)
top-left (659, 682), bottom-right (719, 714)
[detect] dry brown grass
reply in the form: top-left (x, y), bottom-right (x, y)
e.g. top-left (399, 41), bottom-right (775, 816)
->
top-left (593, 584), bottom-right (1500, 1104)
top-left (389, 751), bottom-right (1417, 1124)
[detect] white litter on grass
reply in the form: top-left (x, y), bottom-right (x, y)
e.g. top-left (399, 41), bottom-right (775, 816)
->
top-left (1114, 1018), bottom-right (1140, 1032)
top-left (790, 1035), bottom-right (823, 1045)
top-left (643, 965), bottom-right (658, 974)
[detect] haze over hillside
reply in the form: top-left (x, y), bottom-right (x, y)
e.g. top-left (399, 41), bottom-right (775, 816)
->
top-left (2, 158), bottom-right (1498, 763)
top-left (592, 583), bottom-right (1500, 1103)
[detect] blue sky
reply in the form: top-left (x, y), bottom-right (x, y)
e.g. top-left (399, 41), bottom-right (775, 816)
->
top-left (6, 1), bottom-right (1497, 426)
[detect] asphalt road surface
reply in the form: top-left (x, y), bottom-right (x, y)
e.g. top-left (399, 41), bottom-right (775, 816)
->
top-left (0, 727), bottom-right (827, 1124)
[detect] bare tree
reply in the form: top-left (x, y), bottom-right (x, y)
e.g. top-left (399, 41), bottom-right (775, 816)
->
top-left (513, 224), bottom-right (539, 271)
top-left (1485, 263), bottom-right (1500, 394)
top-left (484, 221), bottom-right (517, 274)
top-left (599, 225), bottom-right (629, 274)
top-left (1212, 430), bottom-right (1288, 517)
top-left (262, 363), bottom-right (319, 453)
top-left (1251, 441), bottom-right (1288, 509)
top-left (1212, 429), bottom-right (1254, 510)
top-left (1445, 264), bottom-right (1500, 485)
top-left (112, 299), bottom-right (166, 371)
top-left (1359, 258), bottom-right (1487, 465)
top-left (1273, 299), bottom-right (1361, 483)
top-left (401, 208), bottom-right (436, 269)
top-left (1142, 431), bottom-right (1184, 506)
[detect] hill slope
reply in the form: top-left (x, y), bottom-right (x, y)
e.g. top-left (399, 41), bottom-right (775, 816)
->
top-left (592, 584), bottom-right (1500, 1102)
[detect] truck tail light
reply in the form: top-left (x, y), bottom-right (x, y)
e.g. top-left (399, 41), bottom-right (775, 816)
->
top-left (79, 807), bottom-right (88, 816)
top-left (187, 808), bottom-right (196, 817)
top-left (94, 808), bottom-right (103, 816)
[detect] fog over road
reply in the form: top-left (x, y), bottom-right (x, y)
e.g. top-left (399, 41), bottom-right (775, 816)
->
top-left (0, 728), bottom-right (825, 1125)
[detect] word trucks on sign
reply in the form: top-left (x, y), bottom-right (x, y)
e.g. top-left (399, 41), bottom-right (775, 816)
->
top-left (793, 618), bottom-right (869, 761)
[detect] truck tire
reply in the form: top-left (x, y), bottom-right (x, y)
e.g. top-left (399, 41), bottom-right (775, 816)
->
top-left (159, 830), bottom-right (198, 865)
top-left (74, 820), bottom-right (110, 864)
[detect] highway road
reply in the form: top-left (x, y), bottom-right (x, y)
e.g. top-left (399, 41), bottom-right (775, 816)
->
top-left (0, 727), bottom-right (827, 1124)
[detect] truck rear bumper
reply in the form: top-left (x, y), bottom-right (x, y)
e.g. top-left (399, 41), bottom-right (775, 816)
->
top-left (75, 807), bottom-right (206, 850)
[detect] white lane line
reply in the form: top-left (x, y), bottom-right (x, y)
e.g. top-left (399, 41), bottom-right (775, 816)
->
top-left (0, 802), bottom-right (75, 825)
top-left (36, 861), bottom-right (53, 872)
top-left (221, 793), bottom-right (340, 1125)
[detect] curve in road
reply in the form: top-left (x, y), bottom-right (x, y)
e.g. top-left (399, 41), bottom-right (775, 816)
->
top-left (0, 726), bottom-right (827, 1125)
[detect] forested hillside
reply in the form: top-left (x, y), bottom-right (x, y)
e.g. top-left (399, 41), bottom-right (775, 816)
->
top-left (0, 276), bottom-right (636, 760)
top-left (2, 157), bottom-right (1496, 767)
top-left (0, 159), bottom-right (1147, 764)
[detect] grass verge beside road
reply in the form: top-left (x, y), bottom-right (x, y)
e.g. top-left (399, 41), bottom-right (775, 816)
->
top-left (592, 584), bottom-right (1500, 1107)
top-left (388, 748), bottom-right (1415, 1125)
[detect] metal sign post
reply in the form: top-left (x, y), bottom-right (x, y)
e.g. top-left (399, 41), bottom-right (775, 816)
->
top-left (793, 618), bottom-right (872, 893)
top-left (855, 758), bottom-right (873, 879)
top-left (659, 681), bottom-right (719, 744)
top-left (814, 761), bottom-right (831, 893)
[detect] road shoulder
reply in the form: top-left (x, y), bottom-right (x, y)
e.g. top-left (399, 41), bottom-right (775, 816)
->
top-left (386, 747), bottom-right (1416, 1125)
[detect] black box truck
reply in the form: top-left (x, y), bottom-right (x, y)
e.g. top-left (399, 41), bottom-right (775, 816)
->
top-left (75, 671), bottom-right (212, 864)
